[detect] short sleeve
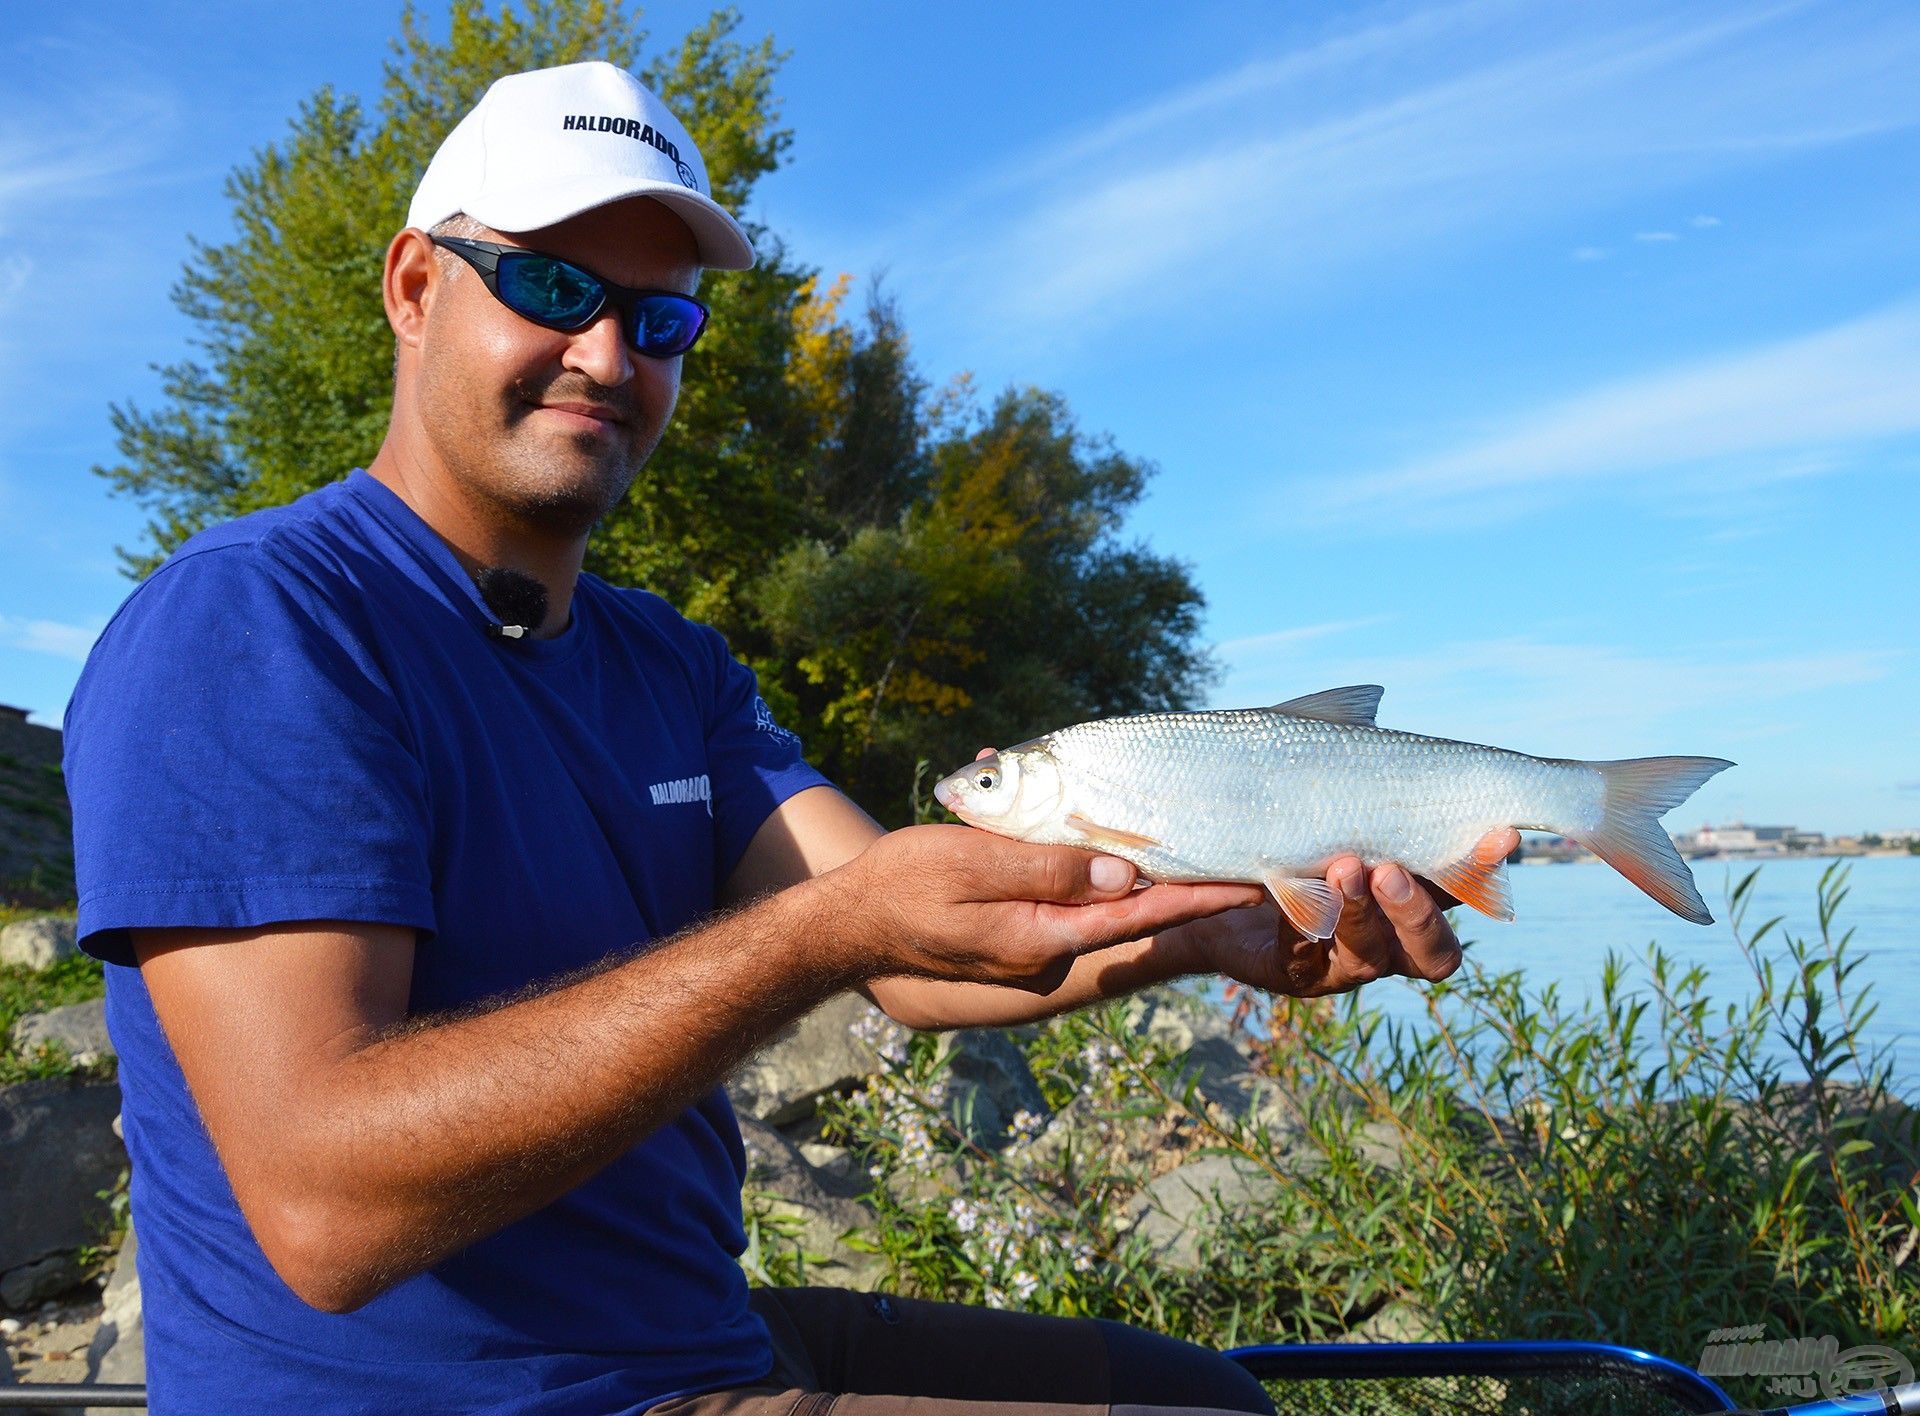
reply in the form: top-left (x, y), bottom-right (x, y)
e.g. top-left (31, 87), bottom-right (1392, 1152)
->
top-left (64, 543), bottom-right (436, 966)
top-left (693, 625), bottom-right (833, 881)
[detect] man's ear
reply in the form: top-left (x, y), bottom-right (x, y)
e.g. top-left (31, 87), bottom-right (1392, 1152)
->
top-left (384, 228), bottom-right (439, 351)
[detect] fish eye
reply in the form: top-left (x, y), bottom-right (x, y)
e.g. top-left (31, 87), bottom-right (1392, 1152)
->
top-left (975, 769), bottom-right (998, 791)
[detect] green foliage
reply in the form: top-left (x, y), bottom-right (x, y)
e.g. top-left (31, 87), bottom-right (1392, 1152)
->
top-left (0, 947), bottom-right (108, 1085)
top-left (817, 868), bottom-right (1916, 1409)
top-left (749, 384), bottom-right (1214, 818)
top-left (74, 1166), bottom-right (133, 1278)
top-left (739, 1186), bottom-right (825, 1289)
top-left (94, 0), bottom-right (1216, 825)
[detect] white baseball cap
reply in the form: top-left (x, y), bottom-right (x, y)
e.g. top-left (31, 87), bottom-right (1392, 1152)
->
top-left (406, 60), bottom-right (755, 270)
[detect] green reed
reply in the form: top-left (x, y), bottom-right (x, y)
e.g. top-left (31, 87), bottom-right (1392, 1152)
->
top-left (783, 865), bottom-right (1914, 1409)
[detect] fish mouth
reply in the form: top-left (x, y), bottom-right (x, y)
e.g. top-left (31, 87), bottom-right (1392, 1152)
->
top-left (932, 777), bottom-right (958, 813)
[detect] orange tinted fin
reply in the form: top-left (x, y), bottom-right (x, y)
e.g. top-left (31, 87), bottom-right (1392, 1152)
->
top-left (1428, 852), bottom-right (1515, 922)
top-left (1568, 756), bottom-right (1735, 924)
top-left (1065, 813), bottom-right (1162, 852)
top-left (1261, 870), bottom-right (1341, 940)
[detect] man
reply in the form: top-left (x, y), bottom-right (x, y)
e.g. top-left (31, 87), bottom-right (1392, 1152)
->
top-left (65, 61), bottom-right (1515, 1414)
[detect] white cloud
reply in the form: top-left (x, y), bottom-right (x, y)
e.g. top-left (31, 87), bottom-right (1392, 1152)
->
top-left (0, 62), bottom-right (178, 236)
top-left (1690, 213), bottom-right (1724, 227)
top-left (1214, 615), bottom-right (1394, 665)
top-left (1634, 229), bottom-right (1680, 241)
top-left (1306, 294), bottom-right (1920, 526)
top-left (1571, 245), bottom-right (1609, 261)
top-left (0, 615), bottom-right (100, 663)
top-left (877, 3), bottom-right (1920, 356)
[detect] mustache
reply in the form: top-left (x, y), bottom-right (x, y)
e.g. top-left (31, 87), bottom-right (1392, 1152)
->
top-left (509, 375), bottom-right (638, 423)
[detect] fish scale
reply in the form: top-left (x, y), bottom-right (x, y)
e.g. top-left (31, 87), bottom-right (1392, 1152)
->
top-left (1046, 710), bottom-right (1600, 882)
top-left (932, 684), bottom-right (1732, 940)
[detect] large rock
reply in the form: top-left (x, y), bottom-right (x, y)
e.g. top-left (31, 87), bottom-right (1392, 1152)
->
top-left (1123, 988), bottom-right (1261, 1116)
top-left (0, 1079), bottom-right (127, 1281)
top-left (1124, 1154), bottom-right (1286, 1271)
top-left (0, 1252), bottom-right (86, 1309)
top-left (728, 994), bottom-right (903, 1127)
top-left (85, 1231), bottom-right (144, 1415)
top-left (0, 916), bottom-right (78, 971)
top-left (12, 999), bottom-right (113, 1065)
top-left (939, 1029), bottom-right (1049, 1150)
top-left (737, 1115), bottom-right (881, 1288)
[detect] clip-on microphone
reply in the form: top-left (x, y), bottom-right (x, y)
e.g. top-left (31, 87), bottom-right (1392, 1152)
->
top-left (475, 567), bottom-right (550, 642)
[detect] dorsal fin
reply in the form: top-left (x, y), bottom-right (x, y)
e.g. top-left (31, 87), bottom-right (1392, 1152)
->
top-left (1269, 685), bottom-right (1384, 726)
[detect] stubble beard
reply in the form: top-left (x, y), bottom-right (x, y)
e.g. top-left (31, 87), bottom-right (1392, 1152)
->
top-left (425, 364), bottom-right (667, 539)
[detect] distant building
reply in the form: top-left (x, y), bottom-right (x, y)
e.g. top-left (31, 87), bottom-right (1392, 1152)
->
top-left (1675, 822), bottom-right (1796, 857)
top-left (1515, 832), bottom-right (1592, 862)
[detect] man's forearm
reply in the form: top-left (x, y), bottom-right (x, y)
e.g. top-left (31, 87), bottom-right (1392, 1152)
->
top-left (271, 879), bottom-right (856, 1310)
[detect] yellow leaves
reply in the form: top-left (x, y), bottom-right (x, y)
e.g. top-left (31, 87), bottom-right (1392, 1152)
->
top-left (928, 418), bottom-right (1041, 552)
top-left (786, 271), bottom-right (855, 435)
top-left (893, 672), bottom-right (973, 715)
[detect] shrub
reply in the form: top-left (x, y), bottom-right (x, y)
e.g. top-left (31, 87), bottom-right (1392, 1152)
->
top-left (805, 865), bottom-right (1915, 1410)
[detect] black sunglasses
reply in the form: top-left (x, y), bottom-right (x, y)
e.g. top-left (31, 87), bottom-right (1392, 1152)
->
top-left (430, 236), bottom-right (710, 359)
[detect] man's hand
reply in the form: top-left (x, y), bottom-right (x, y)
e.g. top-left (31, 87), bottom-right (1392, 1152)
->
top-left (1166, 828), bottom-right (1520, 998)
top-left (823, 823), bottom-right (1264, 994)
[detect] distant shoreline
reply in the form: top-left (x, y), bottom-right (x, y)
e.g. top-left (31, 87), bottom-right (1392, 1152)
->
top-left (1518, 849), bottom-right (1917, 865)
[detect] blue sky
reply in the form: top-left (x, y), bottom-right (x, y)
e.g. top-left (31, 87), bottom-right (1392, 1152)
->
top-left (1, 0), bottom-right (1915, 834)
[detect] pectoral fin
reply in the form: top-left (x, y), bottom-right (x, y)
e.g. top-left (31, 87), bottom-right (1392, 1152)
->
top-left (1065, 812), bottom-right (1162, 852)
top-left (1428, 852), bottom-right (1515, 922)
top-left (1262, 870), bottom-right (1342, 940)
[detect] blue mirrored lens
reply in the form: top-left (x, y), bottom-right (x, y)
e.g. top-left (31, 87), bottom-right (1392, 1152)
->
top-left (497, 255), bottom-right (602, 327)
top-left (628, 296), bottom-right (706, 356)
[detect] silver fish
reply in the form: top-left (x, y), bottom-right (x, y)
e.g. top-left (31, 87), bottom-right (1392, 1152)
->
top-left (931, 685), bottom-right (1732, 940)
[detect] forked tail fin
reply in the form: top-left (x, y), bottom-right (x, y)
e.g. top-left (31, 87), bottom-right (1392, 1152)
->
top-left (1567, 756), bottom-right (1734, 923)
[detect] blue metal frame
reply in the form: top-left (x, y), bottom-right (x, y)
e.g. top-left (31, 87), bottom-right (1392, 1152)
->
top-left (1226, 1338), bottom-right (1738, 1413)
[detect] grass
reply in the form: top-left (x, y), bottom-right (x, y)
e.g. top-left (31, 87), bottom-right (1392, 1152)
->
top-left (767, 865), bottom-right (1916, 1411)
top-left (0, 918), bottom-right (109, 1084)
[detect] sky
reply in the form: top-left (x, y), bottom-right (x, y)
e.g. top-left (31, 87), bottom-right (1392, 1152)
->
top-left (0, 0), bottom-right (1916, 835)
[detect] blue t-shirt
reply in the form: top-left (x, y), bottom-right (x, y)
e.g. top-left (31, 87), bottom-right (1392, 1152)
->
top-left (63, 468), bottom-right (832, 1413)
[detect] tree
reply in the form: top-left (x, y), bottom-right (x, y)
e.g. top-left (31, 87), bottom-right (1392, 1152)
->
top-left (98, 0), bottom-right (793, 583)
top-left (98, 0), bottom-right (1215, 824)
top-left (748, 384), bottom-right (1215, 815)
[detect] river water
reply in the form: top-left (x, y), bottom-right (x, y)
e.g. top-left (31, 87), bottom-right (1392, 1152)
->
top-left (1238, 854), bottom-right (1920, 1095)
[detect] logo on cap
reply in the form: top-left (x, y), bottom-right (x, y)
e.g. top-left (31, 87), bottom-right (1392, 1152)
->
top-left (560, 113), bottom-right (700, 190)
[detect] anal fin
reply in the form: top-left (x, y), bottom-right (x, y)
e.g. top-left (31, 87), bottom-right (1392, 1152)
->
top-left (1428, 852), bottom-right (1515, 922)
top-left (1261, 870), bottom-right (1342, 940)
top-left (1065, 812), bottom-right (1162, 852)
